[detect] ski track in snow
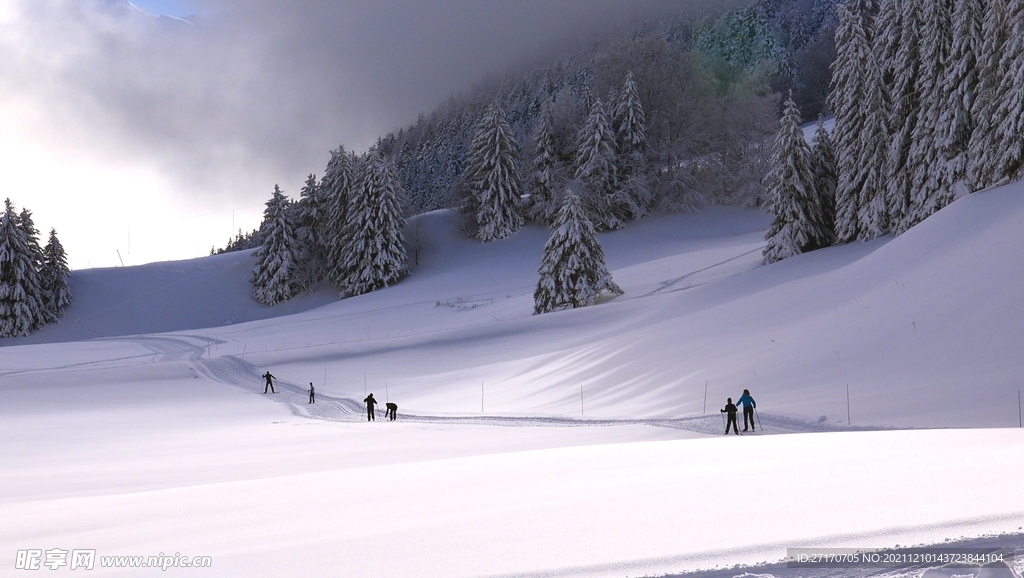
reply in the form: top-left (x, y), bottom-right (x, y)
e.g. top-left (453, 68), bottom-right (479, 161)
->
top-left (125, 332), bottom-right (886, 436)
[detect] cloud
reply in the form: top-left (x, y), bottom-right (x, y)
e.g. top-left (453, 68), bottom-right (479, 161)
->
top-left (0, 0), bottom-right (702, 266)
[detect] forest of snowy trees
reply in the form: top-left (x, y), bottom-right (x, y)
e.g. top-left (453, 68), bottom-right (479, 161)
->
top-left (0, 199), bottom-right (72, 337)
top-left (242, 0), bottom-right (843, 305)
top-left (764, 0), bottom-right (1024, 263)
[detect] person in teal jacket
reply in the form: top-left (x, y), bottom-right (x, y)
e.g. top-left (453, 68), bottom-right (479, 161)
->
top-left (737, 389), bottom-right (756, 431)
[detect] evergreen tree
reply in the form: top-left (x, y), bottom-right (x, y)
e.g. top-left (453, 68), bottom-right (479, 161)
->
top-left (939, 0), bottom-right (983, 201)
top-left (902, 0), bottom-right (954, 233)
top-left (968, 0), bottom-right (1009, 190)
top-left (612, 71), bottom-right (650, 220)
top-left (337, 152), bottom-right (408, 298)
top-left (39, 228), bottom-right (71, 323)
top-left (466, 102), bottom-right (524, 242)
top-left (613, 71), bottom-right (647, 161)
top-left (321, 146), bottom-right (357, 283)
top-left (0, 199), bottom-right (39, 336)
top-left (830, 1), bottom-right (872, 242)
top-left (293, 173), bottom-right (325, 292)
top-left (17, 208), bottom-right (45, 330)
top-left (575, 97), bottom-right (629, 231)
top-left (810, 117), bottom-right (837, 246)
top-left (534, 188), bottom-right (622, 314)
top-left (527, 98), bottom-right (560, 226)
top-left (763, 97), bottom-right (822, 264)
top-left (880, 0), bottom-right (920, 229)
top-left (251, 185), bottom-right (300, 306)
top-left (991, 0), bottom-right (1024, 184)
top-left (853, 42), bottom-right (890, 239)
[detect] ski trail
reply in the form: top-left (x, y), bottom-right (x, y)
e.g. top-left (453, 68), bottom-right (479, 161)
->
top-left (640, 246), bottom-right (764, 298)
top-left (111, 332), bottom-right (891, 435)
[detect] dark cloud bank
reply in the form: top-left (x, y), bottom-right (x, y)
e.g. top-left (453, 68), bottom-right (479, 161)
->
top-left (1, 0), bottom-right (727, 204)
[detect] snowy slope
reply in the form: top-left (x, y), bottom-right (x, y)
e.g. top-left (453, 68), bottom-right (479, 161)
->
top-left (2, 182), bottom-right (1024, 577)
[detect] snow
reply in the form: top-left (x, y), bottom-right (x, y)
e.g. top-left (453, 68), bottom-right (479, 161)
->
top-left (2, 180), bottom-right (1024, 577)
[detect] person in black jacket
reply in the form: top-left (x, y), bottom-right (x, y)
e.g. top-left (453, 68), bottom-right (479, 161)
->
top-left (308, 382), bottom-right (315, 404)
top-left (385, 402), bottom-right (398, 421)
top-left (262, 371), bottom-right (276, 394)
top-left (364, 393), bottom-right (378, 421)
top-left (721, 398), bottom-right (739, 435)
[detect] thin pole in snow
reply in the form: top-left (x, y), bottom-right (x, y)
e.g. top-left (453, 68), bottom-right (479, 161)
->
top-left (703, 381), bottom-right (708, 414)
top-left (241, 343), bottom-right (246, 360)
top-left (1018, 390), bottom-right (1022, 428)
top-left (846, 384), bottom-right (851, 426)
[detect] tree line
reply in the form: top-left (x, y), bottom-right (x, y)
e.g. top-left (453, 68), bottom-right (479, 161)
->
top-left (0, 199), bottom-right (72, 337)
top-left (765, 0), bottom-right (1024, 263)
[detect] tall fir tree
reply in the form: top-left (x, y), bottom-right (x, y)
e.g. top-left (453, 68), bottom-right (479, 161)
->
top-left (251, 185), bottom-right (300, 306)
top-left (810, 117), bottom-right (838, 247)
top-left (902, 0), bottom-right (954, 233)
top-left (763, 97), bottom-right (824, 264)
top-left (612, 71), bottom-right (650, 220)
top-left (880, 0), bottom-right (920, 229)
top-left (534, 188), bottom-right (622, 314)
top-left (829, 1), bottom-right (873, 242)
top-left (0, 199), bottom-right (40, 336)
top-left (575, 97), bottom-right (629, 231)
top-left (938, 0), bottom-right (983, 203)
top-left (321, 146), bottom-right (357, 283)
top-left (853, 42), bottom-right (890, 239)
top-left (527, 98), bottom-right (560, 226)
top-left (39, 228), bottom-right (71, 323)
top-left (17, 208), bottom-right (45, 330)
top-left (968, 0), bottom-right (1009, 190)
top-left (293, 173), bottom-right (326, 292)
top-left (466, 102), bottom-right (524, 242)
top-left (991, 0), bottom-right (1024, 184)
top-left (337, 152), bottom-right (408, 298)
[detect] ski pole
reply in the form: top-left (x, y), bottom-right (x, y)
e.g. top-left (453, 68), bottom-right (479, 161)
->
top-left (754, 407), bottom-right (762, 432)
top-left (720, 409), bottom-right (726, 432)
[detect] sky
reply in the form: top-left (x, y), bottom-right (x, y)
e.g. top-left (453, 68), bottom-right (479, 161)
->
top-left (0, 0), bottom-right (694, 269)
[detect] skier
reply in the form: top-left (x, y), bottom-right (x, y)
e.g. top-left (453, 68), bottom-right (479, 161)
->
top-left (262, 371), bottom-right (276, 394)
top-left (364, 393), bottom-right (378, 421)
top-left (737, 389), bottom-right (756, 431)
top-left (308, 382), bottom-right (315, 404)
top-left (721, 398), bottom-right (739, 435)
top-left (385, 402), bottom-right (398, 421)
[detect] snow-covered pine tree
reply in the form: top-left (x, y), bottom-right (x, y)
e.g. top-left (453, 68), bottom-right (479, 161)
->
top-left (829, 1), bottom-right (872, 242)
top-left (533, 187), bottom-right (622, 314)
top-left (879, 0), bottom-right (919, 230)
top-left (763, 96), bottom-right (822, 264)
top-left (293, 173), bottom-right (325, 293)
top-left (968, 0), bottom-right (1009, 190)
top-left (991, 0), bottom-right (1024, 184)
top-left (613, 71), bottom-right (647, 163)
top-left (853, 42), bottom-right (890, 240)
top-left (575, 97), bottom-right (631, 231)
top-left (39, 228), bottom-right (71, 323)
top-left (251, 185), bottom-right (301, 306)
top-left (321, 146), bottom-right (357, 284)
top-left (612, 71), bottom-right (650, 220)
top-left (466, 102), bottom-right (524, 242)
top-left (17, 208), bottom-right (45, 330)
top-left (902, 0), bottom-right (954, 233)
top-left (0, 199), bottom-right (40, 336)
top-left (336, 152), bottom-right (408, 298)
top-left (527, 98), bottom-right (560, 226)
top-left (810, 116), bottom-right (837, 247)
top-left (938, 0), bottom-right (983, 202)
